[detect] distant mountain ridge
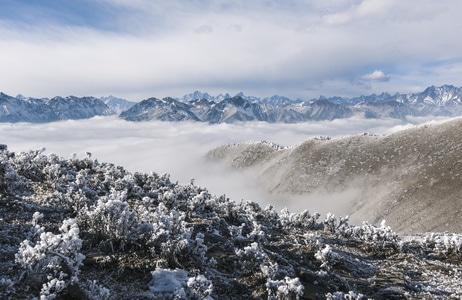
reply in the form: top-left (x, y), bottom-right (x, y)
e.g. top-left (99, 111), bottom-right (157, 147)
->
top-left (100, 95), bottom-right (136, 114)
top-left (1, 84), bottom-right (462, 123)
top-left (0, 93), bottom-right (115, 123)
top-left (121, 85), bottom-right (462, 123)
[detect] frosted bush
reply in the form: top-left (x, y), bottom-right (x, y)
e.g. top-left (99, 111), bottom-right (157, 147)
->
top-left (341, 220), bottom-right (398, 246)
top-left (186, 274), bottom-right (214, 299)
top-left (84, 197), bottom-right (138, 249)
top-left (266, 276), bottom-right (304, 300)
top-left (422, 233), bottom-right (462, 254)
top-left (326, 291), bottom-right (365, 299)
top-left (158, 230), bottom-right (211, 269)
top-left (247, 220), bottom-right (268, 243)
top-left (189, 232), bottom-right (209, 268)
top-left (61, 188), bottom-right (91, 212)
top-left (187, 192), bottom-right (205, 212)
top-left (160, 236), bottom-right (190, 268)
top-left (260, 261), bottom-right (279, 279)
top-left (145, 204), bottom-right (189, 251)
top-left (235, 242), bottom-right (268, 271)
top-left (323, 213), bottom-right (337, 233)
top-left (229, 224), bottom-right (246, 241)
top-left (0, 152), bottom-right (29, 194)
top-left (15, 216), bottom-right (85, 299)
top-left (314, 244), bottom-right (340, 271)
top-left (40, 278), bottom-right (67, 299)
top-left (83, 280), bottom-right (111, 300)
top-left (280, 208), bottom-right (321, 231)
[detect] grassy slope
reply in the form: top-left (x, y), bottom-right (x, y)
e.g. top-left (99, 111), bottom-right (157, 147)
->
top-left (206, 117), bottom-right (462, 233)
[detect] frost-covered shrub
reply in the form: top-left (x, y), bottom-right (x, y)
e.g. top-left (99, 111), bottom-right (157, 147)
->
top-left (186, 274), bottom-right (214, 299)
top-left (235, 242), bottom-right (268, 272)
top-left (422, 233), bottom-right (462, 254)
top-left (315, 245), bottom-right (341, 271)
top-left (228, 223), bottom-right (246, 242)
top-left (83, 197), bottom-right (139, 249)
top-left (160, 236), bottom-right (191, 268)
top-left (323, 213), bottom-right (337, 233)
top-left (142, 204), bottom-right (189, 251)
top-left (247, 220), bottom-right (268, 243)
top-left (188, 232), bottom-right (209, 268)
top-left (82, 280), bottom-right (110, 300)
top-left (341, 220), bottom-right (398, 246)
top-left (15, 214), bottom-right (85, 299)
top-left (280, 208), bottom-right (321, 231)
top-left (326, 291), bottom-right (365, 299)
top-left (187, 191), bottom-right (214, 216)
top-left (260, 261), bottom-right (279, 279)
top-left (266, 276), bottom-right (304, 300)
top-left (61, 188), bottom-right (92, 212)
top-left (0, 151), bottom-right (29, 195)
top-left (9, 148), bottom-right (48, 180)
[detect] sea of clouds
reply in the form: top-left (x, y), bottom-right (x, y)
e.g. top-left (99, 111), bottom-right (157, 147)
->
top-left (1, 116), bottom-right (451, 216)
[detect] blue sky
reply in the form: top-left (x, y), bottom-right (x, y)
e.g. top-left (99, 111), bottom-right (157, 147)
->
top-left (1, 0), bottom-right (461, 101)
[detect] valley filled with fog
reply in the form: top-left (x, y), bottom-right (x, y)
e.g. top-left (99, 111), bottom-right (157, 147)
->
top-left (1, 115), bottom-right (452, 220)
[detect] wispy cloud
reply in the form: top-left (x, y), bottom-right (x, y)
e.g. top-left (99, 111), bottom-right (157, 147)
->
top-left (0, 1), bottom-right (461, 100)
top-left (361, 70), bottom-right (390, 82)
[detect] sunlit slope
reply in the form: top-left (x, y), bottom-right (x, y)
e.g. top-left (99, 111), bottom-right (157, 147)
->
top-left (207, 118), bottom-right (462, 233)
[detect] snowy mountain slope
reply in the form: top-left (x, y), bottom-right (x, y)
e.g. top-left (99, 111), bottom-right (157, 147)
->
top-left (119, 97), bottom-right (200, 122)
top-left (2, 84), bottom-right (462, 123)
top-left (203, 96), bottom-right (269, 123)
top-left (120, 95), bottom-right (354, 123)
top-left (206, 117), bottom-right (462, 233)
top-left (121, 85), bottom-right (462, 123)
top-left (261, 94), bottom-right (301, 106)
top-left (0, 93), bottom-right (59, 122)
top-left (1, 145), bottom-right (462, 299)
top-left (180, 90), bottom-right (217, 102)
top-left (100, 95), bottom-right (136, 113)
top-left (47, 96), bottom-right (114, 120)
top-left (0, 93), bottom-right (115, 122)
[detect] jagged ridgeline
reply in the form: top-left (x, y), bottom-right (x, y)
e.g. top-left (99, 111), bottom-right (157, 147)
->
top-left (119, 85), bottom-right (462, 123)
top-left (1, 144), bottom-right (461, 299)
top-left (2, 84), bottom-right (462, 123)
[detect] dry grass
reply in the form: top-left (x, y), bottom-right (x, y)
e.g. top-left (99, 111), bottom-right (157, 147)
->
top-left (207, 117), bottom-right (462, 233)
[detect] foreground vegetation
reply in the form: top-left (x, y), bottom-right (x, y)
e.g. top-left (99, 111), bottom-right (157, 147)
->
top-left (1, 145), bottom-right (461, 299)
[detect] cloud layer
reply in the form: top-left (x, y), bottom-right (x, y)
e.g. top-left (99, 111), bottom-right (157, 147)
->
top-left (0, 116), bottom-right (451, 215)
top-left (1, 1), bottom-right (461, 101)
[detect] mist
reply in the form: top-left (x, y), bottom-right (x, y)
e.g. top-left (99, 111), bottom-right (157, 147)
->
top-left (0, 116), bottom-right (451, 216)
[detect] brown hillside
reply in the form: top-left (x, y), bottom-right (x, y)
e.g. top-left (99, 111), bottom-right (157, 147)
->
top-left (206, 118), bottom-right (462, 233)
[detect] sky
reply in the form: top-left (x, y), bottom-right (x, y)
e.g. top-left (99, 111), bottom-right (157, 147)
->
top-left (0, 115), bottom-right (451, 219)
top-left (1, 0), bottom-right (462, 101)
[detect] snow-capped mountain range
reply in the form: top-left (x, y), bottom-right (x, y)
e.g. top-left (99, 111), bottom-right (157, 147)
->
top-left (1, 85), bottom-right (462, 123)
top-left (121, 85), bottom-right (462, 123)
top-left (0, 93), bottom-right (115, 123)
